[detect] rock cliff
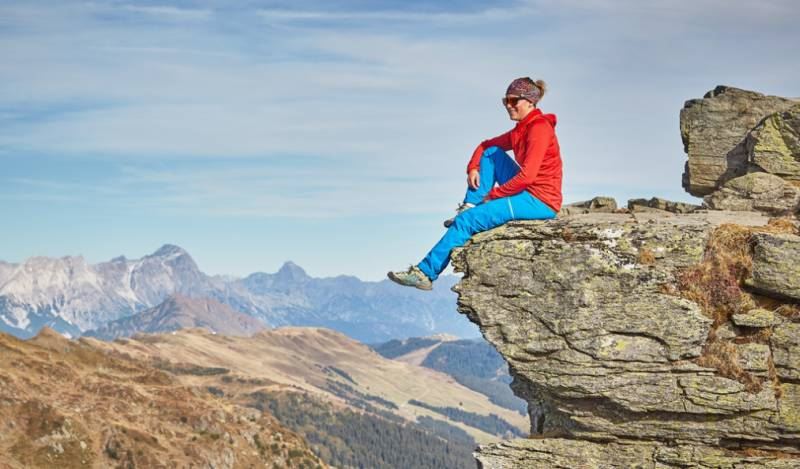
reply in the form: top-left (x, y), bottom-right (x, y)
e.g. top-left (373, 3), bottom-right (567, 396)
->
top-left (452, 211), bottom-right (800, 468)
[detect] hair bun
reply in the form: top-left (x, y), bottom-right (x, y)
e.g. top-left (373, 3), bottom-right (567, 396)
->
top-left (533, 79), bottom-right (547, 98)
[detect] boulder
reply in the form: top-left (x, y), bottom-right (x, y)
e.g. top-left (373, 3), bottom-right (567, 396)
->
top-left (680, 86), bottom-right (798, 196)
top-left (747, 232), bottom-right (800, 300)
top-left (451, 211), bottom-right (800, 466)
top-left (703, 172), bottom-right (800, 216)
top-left (748, 104), bottom-right (800, 181)
top-left (627, 197), bottom-right (700, 214)
top-left (559, 196), bottom-right (617, 216)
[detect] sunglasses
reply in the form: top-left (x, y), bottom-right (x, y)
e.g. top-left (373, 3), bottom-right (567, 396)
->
top-left (502, 96), bottom-right (528, 107)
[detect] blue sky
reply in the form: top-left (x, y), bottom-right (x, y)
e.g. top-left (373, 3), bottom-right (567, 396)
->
top-left (1, 0), bottom-right (799, 280)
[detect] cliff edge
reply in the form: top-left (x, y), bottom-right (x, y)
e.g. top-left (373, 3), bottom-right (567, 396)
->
top-left (452, 211), bottom-right (799, 468)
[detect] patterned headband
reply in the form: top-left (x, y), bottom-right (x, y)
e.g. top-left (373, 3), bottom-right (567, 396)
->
top-left (506, 78), bottom-right (541, 103)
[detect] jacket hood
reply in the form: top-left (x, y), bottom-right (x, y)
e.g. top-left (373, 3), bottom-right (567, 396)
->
top-left (520, 108), bottom-right (557, 128)
top-left (540, 113), bottom-right (557, 127)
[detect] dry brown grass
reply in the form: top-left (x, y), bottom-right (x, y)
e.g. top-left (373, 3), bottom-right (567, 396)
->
top-left (675, 218), bottom-right (798, 328)
top-left (638, 247), bottom-right (656, 265)
top-left (0, 329), bottom-right (327, 469)
top-left (733, 327), bottom-right (773, 344)
top-left (696, 340), bottom-right (763, 393)
top-left (673, 218), bottom-right (799, 393)
top-left (676, 224), bottom-right (755, 327)
top-left (767, 356), bottom-right (783, 399)
top-left (775, 303), bottom-right (800, 319)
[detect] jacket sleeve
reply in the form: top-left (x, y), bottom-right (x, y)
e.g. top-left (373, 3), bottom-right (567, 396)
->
top-left (487, 119), bottom-right (553, 199)
top-left (466, 131), bottom-right (513, 174)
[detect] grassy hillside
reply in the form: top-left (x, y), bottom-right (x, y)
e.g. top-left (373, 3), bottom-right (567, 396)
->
top-left (84, 327), bottom-right (528, 467)
top-left (375, 337), bottom-right (529, 416)
top-left (0, 329), bottom-right (324, 468)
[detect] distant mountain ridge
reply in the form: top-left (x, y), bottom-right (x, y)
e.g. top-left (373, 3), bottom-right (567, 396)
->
top-left (0, 245), bottom-right (476, 342)
top-left (86, 294), bottom-right (266, 340)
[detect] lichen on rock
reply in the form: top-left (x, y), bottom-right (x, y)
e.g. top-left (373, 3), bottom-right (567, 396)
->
top-left (749, 104), bottom-right (800, 181)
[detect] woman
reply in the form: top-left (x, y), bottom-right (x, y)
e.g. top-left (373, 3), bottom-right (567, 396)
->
top-left (388, 77), bottom-right (562, 290)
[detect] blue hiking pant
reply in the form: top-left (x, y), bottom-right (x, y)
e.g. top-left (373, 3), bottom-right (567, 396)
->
top-left (417, 146), bottom-right (556, 281)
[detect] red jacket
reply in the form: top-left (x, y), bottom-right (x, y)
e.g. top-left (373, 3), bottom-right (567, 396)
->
top-left (467, 109), bottom-right (562, 212)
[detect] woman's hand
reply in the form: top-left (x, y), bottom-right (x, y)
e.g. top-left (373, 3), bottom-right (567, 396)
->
top-left (468, 169), bottom-right (480, 189)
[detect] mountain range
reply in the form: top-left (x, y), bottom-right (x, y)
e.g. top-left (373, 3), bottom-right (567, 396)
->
top-left (0, 245), bottom-right (476, 342)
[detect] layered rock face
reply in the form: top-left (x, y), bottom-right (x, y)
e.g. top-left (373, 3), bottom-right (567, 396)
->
top-left (452, 211), bottom-right (800, 468)
top-left (680, 86), bottom-right (798, 197)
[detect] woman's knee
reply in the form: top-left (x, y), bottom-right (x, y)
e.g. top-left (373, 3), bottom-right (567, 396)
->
top-left (451, 210), bottom-right (480, 232)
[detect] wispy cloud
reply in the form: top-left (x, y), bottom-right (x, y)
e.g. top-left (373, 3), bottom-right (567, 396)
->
top-left (256, 6), bottom-right (518, 25)
top-left (5, 163), bottom-right (456, 218)
top-left (121, 5), bottom-right (213, 22)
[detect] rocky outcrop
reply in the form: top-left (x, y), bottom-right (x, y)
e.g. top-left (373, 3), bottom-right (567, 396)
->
top-left (680, 86), bottom-right (800, 217)
top-left (451, 211), bottom-right (800, 468)
top-left (680, 86), bottom-right (798, 196)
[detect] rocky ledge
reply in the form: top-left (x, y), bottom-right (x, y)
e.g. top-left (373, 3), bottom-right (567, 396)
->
top-left (452, 210), bottom-right (800, 468)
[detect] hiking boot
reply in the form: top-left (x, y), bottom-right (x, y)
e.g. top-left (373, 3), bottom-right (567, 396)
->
top-left (387, 265), bottom-right (433, 291)
top-left (443, 202), bottom-right (475, 228)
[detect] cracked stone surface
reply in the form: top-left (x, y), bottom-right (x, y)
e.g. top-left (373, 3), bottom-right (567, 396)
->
top-left (452, 211), bottom-right (800, 468)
